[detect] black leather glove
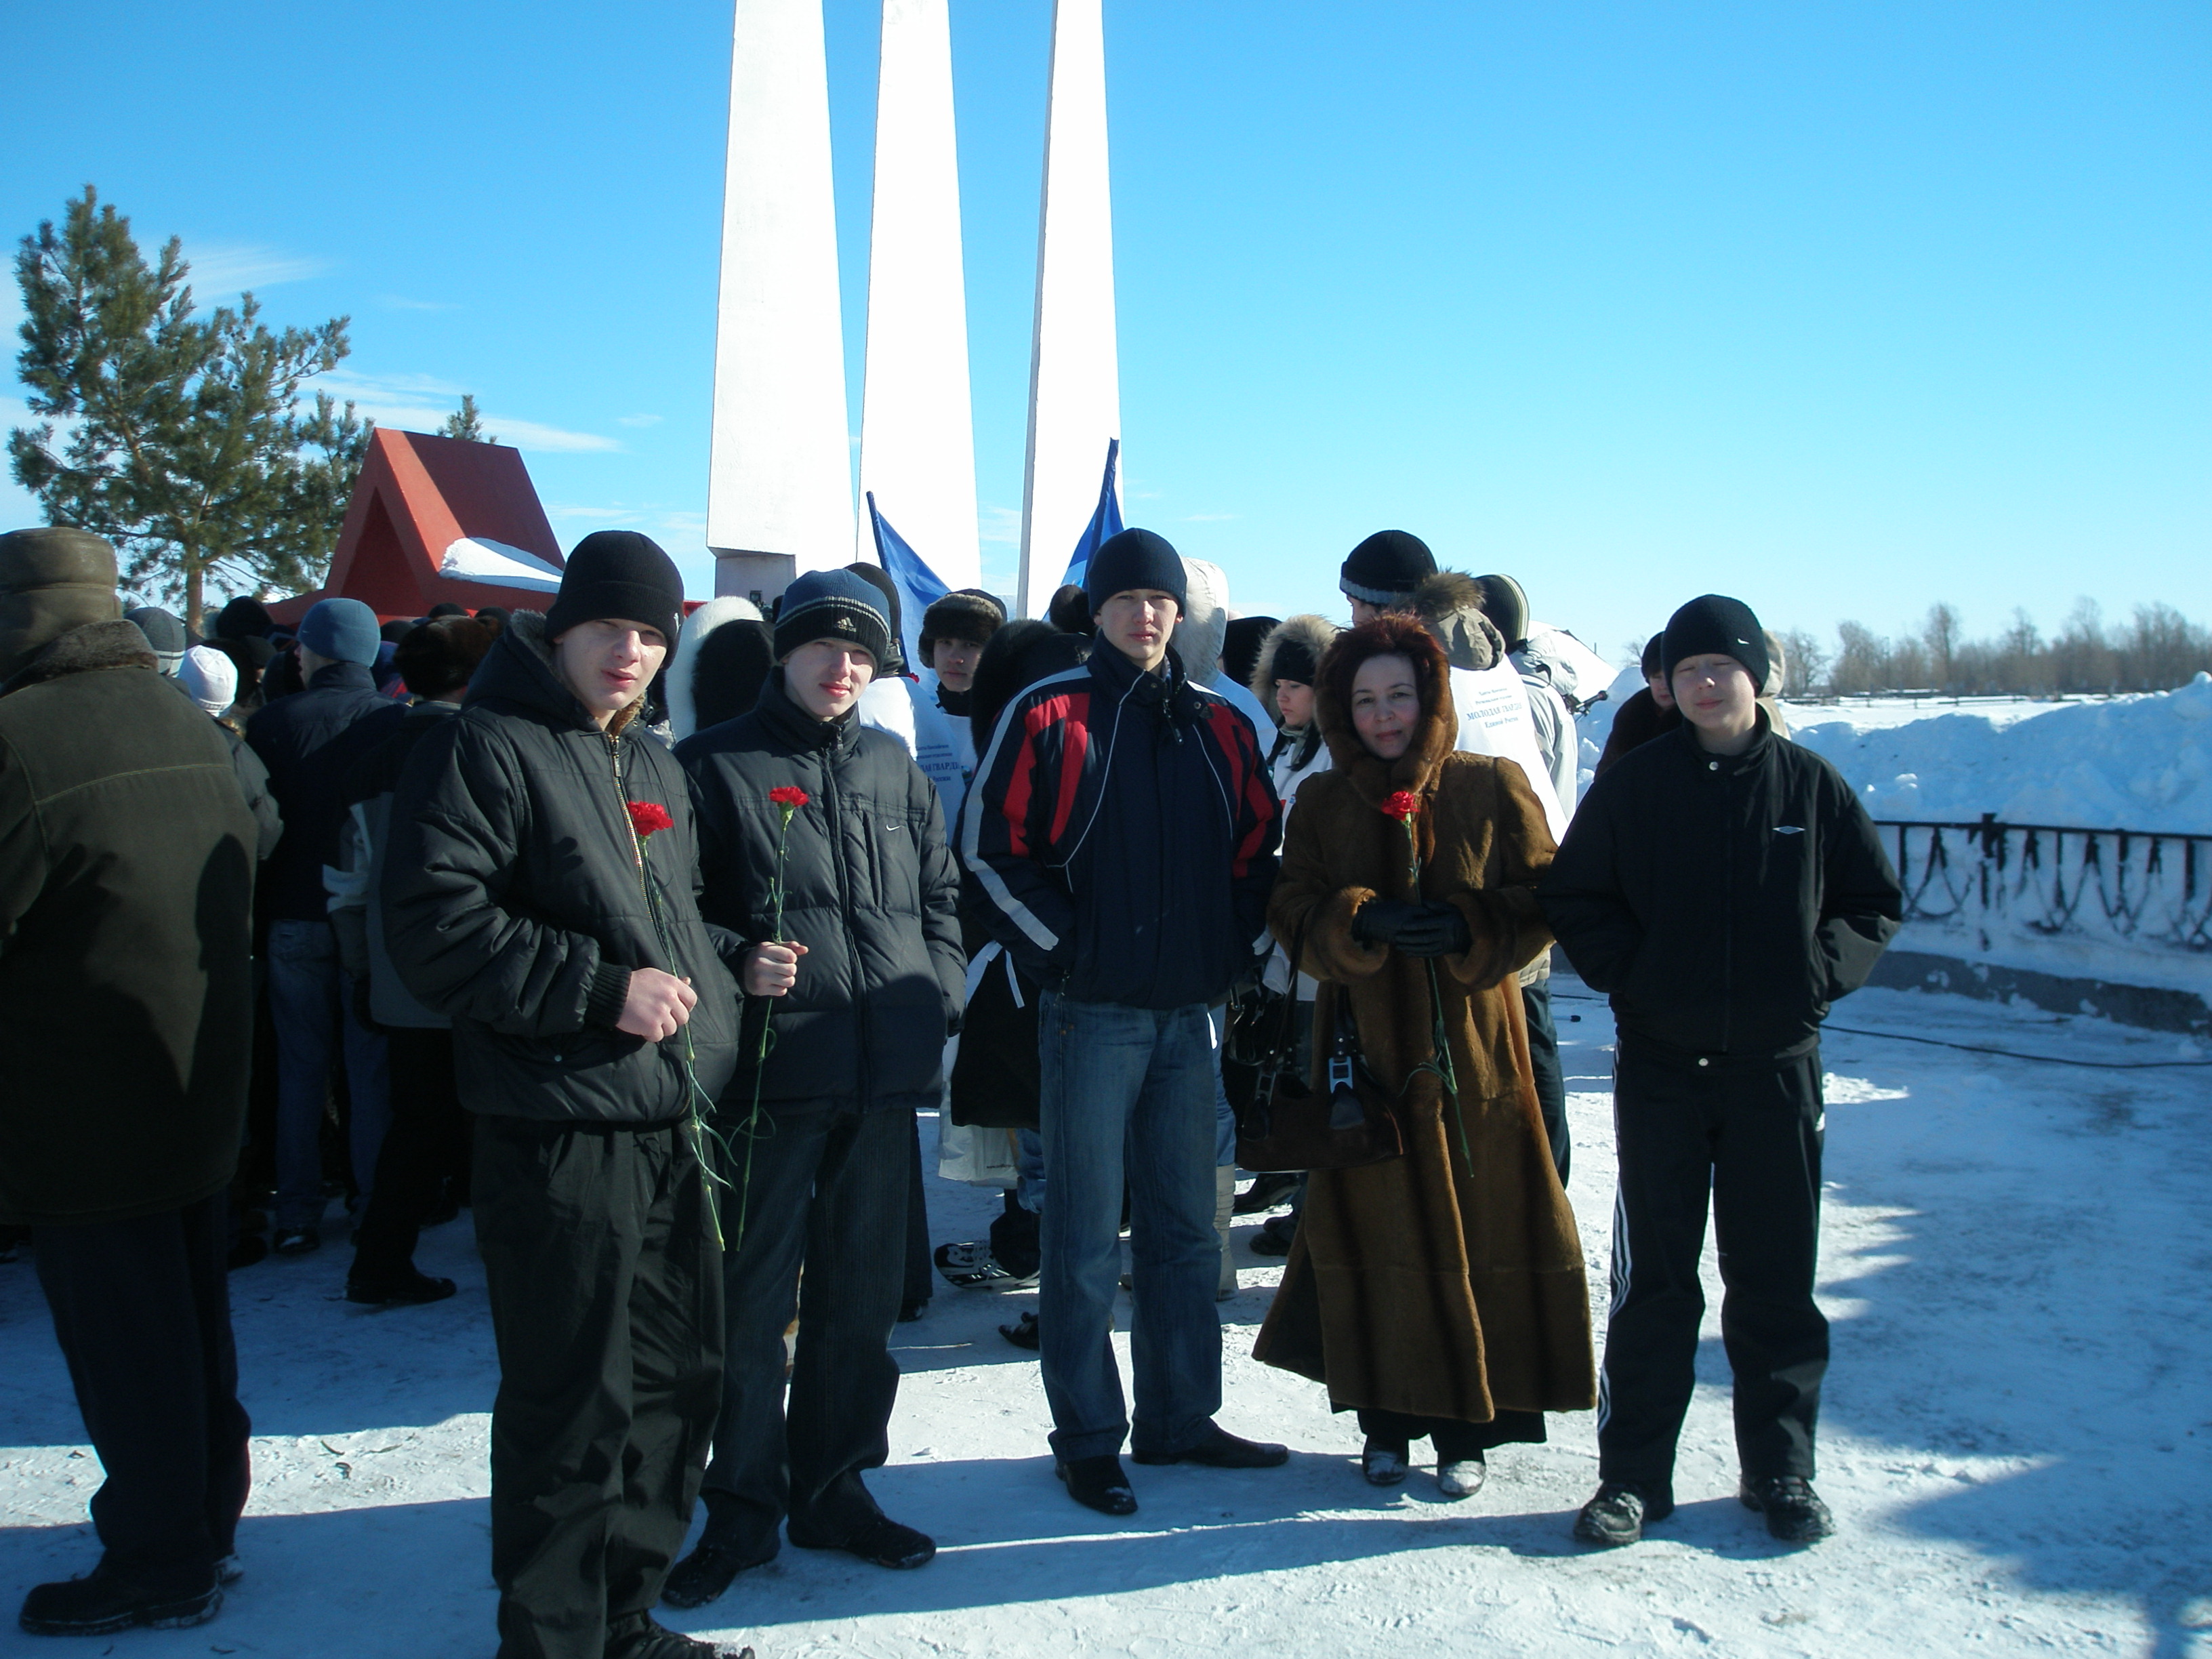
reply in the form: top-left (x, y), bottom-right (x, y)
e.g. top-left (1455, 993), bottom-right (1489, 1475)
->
top-left (1349, 898), bottom-right (1423, 946)
top-left (1394, 901), bottom-right (1474, 958)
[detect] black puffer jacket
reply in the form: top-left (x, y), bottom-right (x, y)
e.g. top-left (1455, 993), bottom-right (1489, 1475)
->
top-left (382, 612), bottom-right (740, 1123)
top-left (678, 668), bottom-right (964, 1117)
top-left (245, 659), bottom-right (403, 920)
top-left (0, 622), bottom-right (256, 1225)
top-left (1539, 713), bottom-right (1902, 1063)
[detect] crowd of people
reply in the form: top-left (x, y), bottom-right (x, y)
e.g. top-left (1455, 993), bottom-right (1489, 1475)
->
top-left (0, 516), bottom-right (1904, 1657)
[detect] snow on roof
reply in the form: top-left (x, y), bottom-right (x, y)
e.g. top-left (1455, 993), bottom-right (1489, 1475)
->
top-left (439, 536), bottom-right (563, 593)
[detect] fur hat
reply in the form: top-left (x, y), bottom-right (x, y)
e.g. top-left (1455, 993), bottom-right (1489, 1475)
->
top-left (665, 595), bottom-right (771, 741)
top-left (1250, 614), bottom-right (1340, 708)
top-left (1046, 583), bottom-right (1093, 635)
top-left (919, 588), bottom-right (1005, 664)
top-left (0, 527), bottom-right (121, 682)
top-left (1314, 613), bottom-right (1458, 792)
top-left (394, 615), bottom-right (496, 699)
top-left (971, 618), bottom-right (1089, 748)
top-left (1338, 529), bottom-right (1436, 609)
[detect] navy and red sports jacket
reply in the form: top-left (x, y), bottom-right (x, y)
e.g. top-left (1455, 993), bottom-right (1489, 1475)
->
top-left (961, 640), bottom-right (1279, 1010)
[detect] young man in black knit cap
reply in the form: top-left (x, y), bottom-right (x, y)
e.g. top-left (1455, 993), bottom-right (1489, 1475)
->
top-left (665, 569), bottom-right (963, 1606)
top-left (965, 527), bottom-right (1283, 1517)
top-left (1337, 527), bottom-right (1438, 624)
top-left (384, 531), bottom-right (748, 1659)
top-left (1540, 594), bottom-right (1902, 1553)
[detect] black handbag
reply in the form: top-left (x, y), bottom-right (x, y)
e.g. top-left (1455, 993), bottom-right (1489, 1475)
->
top-left (1233, 913), bottom-right (1406, 1174)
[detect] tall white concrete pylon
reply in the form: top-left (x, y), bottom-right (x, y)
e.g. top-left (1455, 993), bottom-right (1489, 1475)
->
top-left (708, 0), bottom-right (855, 603)
top-left (854, 0), bottom-right (981, 591)
top-left (1017, 0), bottom-right (1121, 619)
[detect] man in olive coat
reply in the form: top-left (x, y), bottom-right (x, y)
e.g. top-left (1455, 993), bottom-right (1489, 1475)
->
top-left (0, 528), bottom-right (258, 1638)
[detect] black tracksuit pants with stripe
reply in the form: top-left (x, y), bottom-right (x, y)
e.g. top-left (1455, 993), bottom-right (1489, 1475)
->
top-left (1596, 1037), bottom-right (1828, 1496)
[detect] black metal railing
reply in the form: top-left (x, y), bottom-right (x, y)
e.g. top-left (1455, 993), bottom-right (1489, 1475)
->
top-left (1875, 817), bottom-right (2212, 954)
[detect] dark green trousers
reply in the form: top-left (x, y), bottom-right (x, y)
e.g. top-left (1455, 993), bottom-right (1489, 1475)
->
top-left (474, 1116), bottom-right (723, 1659)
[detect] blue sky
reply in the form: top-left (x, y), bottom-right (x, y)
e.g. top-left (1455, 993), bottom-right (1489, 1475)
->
top-left (3, 1), bottom-right (2205, 661)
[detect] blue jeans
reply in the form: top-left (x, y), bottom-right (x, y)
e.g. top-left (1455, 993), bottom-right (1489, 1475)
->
top-left (265, 918), bottom-right (390, 1231)
top-left (1038, 992), bottom-right (1222, 1462)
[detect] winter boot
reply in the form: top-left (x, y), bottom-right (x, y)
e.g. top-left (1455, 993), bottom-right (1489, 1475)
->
top-left (1437, 1454), bottom-right (1486, 1499)
top-left (1740, 1475), bottom-right (1835, 1544)
top-left (1361, 1439), bottom-right (1410, 1487)
top-left (1214, 1165), bottom-right (1237, 1299)
top-left (1572, 1481), bottom-right (1673, 1548)
top-left (18, 1563), bottom-right (222, 1636)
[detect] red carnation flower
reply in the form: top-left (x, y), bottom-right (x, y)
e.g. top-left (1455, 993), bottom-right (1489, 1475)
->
top-left (626, 800), bottom-right (674, 838)
top-left (769, 785), bottom-right (810, 808)
top-left (1382, 790), bottom-right (1421, 820)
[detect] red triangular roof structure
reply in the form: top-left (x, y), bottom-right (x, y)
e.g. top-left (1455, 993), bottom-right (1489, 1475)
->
top-left (266, 430), bottom-right (567, 623)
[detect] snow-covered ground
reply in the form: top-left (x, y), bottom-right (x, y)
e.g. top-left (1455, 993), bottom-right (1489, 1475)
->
top-left (4, 980), bottom-right (2206, 1658)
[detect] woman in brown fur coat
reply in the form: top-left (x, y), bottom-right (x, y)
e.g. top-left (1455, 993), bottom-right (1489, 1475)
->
top-left (1252, 615), bottom-right (1597, 1496)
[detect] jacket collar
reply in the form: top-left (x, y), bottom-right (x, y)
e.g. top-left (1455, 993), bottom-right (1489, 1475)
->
top-left (1090, 638), bottom-right (1203, 724)
top-left (0, 619), bottom-right (157, 697)
top-left (1673, 705), bottom-right (1776, 773)
top-left (754, 665), bottom-right (860, 756)
top-left (306, 659), bottom-right (375, 693)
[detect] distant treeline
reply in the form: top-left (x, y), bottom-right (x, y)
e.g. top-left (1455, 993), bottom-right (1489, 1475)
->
top-left (1773, 600), bottom-right (2212, 699)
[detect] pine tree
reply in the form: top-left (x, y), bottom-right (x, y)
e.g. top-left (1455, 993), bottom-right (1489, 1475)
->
top-left (7, 186), bottom-right (369, 632)
top-left (439, 394), bottom-right (496, 444)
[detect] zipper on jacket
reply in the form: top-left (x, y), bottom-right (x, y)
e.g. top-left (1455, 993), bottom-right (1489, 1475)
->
top-left (1720, 760), bottom-right (1734, 1053)
top-left (823, 743), bottom-right (872, 1106)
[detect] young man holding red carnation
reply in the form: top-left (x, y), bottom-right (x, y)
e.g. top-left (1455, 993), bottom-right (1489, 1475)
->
top-left (384, 532), bottom-right (749, 1659)
top-left (665, 568), bottom-right (964, 1607)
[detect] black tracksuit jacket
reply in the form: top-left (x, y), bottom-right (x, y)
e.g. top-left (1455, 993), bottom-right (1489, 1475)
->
top-left (1538, 715), bottom-right (1902, 1063)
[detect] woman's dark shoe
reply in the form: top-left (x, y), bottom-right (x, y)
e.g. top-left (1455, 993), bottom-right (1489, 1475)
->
top-left (1057, 1454), bottom-right (1139, 1515)
top-left (1132, 1422), bottom-right (1288, 1469)
top-left (1740, 1475), bottom-right (1835, 1544)
top-left (660, 1532), bottom-right (777, 1610)
top-left (18, 1566), bottom-right (221, 1636)
top-left (1573, 1481), bottom-right (1673, 1547)
top-left (345, 1268), bottom-right (457, 1306)
top-left (796, 1515), bottom-right (935, 1570)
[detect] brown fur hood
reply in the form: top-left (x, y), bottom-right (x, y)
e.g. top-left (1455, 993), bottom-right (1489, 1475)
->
top-left (1314, 614), bottom-right (1459, 806)
top-left (1248, 613), bottom-right (1340, 705)
top-left (1408, 571), bottom-right (1508, 675)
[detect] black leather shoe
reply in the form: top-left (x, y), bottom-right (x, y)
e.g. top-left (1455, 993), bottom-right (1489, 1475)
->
top-left (1573, 1481), bottom-right (1673, 1547)
top-left (1132, 1422), bottom-right (1288, 1469)
top-left (1057, 1454), bottom-right (1139, 1515)
top-left (794, 1515), bottom-right (935, 1570)
top-left (19, 1566), bottom-right (221, 1636)
top-left (345, 1268), bottom-right (457, 1306)
top-left (1740, 1475), bottom-right (1835, 1544)
top-left (659, 1533), bottom-right (777, 1610)
top-left (999, 1310), bottom-right (1040, 1350)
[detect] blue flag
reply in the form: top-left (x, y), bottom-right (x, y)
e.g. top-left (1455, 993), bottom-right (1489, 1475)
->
top-left (1057, 437), bottom-right (1124, 594)
top-left (866, 493), bottom-right (949, 672)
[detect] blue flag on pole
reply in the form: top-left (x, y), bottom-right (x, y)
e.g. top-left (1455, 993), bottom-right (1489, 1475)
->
top-left (1057, 437), bottom-right (1124, 594)
top-left (866, 493), bottom-right (949, 672)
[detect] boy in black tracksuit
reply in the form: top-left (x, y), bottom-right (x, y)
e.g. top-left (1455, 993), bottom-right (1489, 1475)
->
top-left (1539, 595), bottom-right (1900, 1549)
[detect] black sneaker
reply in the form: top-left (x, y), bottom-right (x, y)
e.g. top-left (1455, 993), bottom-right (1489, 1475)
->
top-left (1057, 1454), bottom-right (1138, 1516)
top-left (934, 1240), bottom-right (1040, 1291)
top-left (794, 1515), bottom-right (934, 1570)
top-left (1740, 1475), bottom-right (1835, 1544)
top-left (1573, 1481), bottom-right (1673, 1547)
top-left (1132, 1421), bottom-right (1288, 1469)
top-left (346, 1268), bottom-right (457, 1307)
top-left (18, 1566), bottom-right (221, 1636)
top-left (660, 1532), bottom-right (777, 1610)
top-left (606, 1611), bottom-right (754, 1658)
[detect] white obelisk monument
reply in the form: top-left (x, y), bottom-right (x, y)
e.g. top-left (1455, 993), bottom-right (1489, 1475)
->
top-left (708, 0), bottom-right (855, 605)
top-left (1016, 0), bottom-right (1122, 619)
top-left (853, 0), bottom-right (981, 589)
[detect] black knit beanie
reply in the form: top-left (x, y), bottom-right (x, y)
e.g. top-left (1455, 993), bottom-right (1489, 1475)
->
top-left (213, 596), bottom-right (274, 642)
top-left (1338, 530), bottom-right (1436, 608)
top-left (545, 531), bottom-right (685, 645)
top-left (920, 588), bottom-right (1005, 662)
top-left (1662, 594), bottom-right (1770, 687)
top-left (1640, 632), bottom-right (1666, 679)
top-left (773, 569), bottom-right (892, 669)
top-left (1084, 527), bottom-right (1187, 613)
